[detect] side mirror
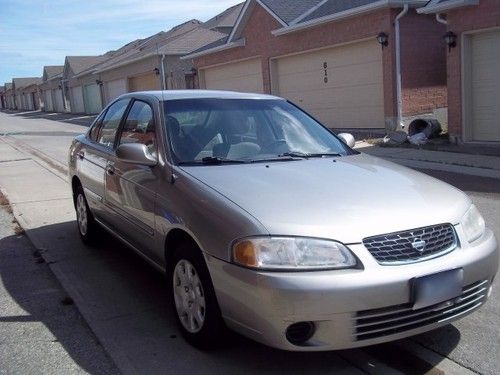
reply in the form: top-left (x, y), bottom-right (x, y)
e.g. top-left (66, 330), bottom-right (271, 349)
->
top-left (116, 143), bottom-right (157, 166)
top-left (337, 133), bottom-right (356, 148)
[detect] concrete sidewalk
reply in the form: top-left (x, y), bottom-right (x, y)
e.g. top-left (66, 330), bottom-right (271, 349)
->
top-left (1, 109), bottom-right (96, 128)
top-left (0, 193), bottom-right (118, 374)
top-left (356, 142), bottom-right (500, 179)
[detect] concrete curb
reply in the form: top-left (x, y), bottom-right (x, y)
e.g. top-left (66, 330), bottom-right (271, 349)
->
top-left (381, 157), bottom-right (500, 179)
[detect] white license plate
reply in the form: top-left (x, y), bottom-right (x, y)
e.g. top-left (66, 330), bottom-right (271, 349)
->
top-left (412, 269), bottom-right (463, 310)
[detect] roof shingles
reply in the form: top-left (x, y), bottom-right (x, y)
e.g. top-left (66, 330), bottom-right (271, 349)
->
top-left (13, 77), bottom-right (42, 90)
top-left (300, 0), bottom-right (381, 22)
top-left (260, 0), bottom-right (325, 24)
top-left (44, 66), bottom-right (64, 80)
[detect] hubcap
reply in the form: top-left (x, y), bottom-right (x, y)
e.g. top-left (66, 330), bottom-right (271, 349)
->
top-left (173, 259), bottom-right (206, 333)
top-left (76, 194), bottom-right (88, 236)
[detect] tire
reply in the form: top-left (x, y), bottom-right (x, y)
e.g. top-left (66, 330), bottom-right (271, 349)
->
top-left (75, 185), bottom-right (99, 244)
top-left (168, 243), bottom-right (225, 349)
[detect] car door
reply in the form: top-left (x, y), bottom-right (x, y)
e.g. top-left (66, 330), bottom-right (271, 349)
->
top-left (104, 99), bottom-right (158, 256)
top-left (77, 99), bottom-right (130, 222)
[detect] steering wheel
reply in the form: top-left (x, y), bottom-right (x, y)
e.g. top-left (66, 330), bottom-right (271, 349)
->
top-left (260, 139), bottom-right (288, 154)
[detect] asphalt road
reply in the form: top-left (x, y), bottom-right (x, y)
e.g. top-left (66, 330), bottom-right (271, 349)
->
top-left (0, 110), bottom-right (498, 374)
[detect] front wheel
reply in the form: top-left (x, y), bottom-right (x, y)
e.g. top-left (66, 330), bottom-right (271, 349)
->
top-left (169, 244), bottom-right (225, 348)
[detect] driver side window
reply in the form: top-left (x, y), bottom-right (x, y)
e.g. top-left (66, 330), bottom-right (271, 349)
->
top-left (97, 99), bottom-right (129, 148)
top-left (118, 101), bottom-right (155, 152)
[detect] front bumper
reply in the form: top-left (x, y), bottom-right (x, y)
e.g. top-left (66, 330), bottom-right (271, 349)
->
top-left (205, 228), bottom-right (498, 351)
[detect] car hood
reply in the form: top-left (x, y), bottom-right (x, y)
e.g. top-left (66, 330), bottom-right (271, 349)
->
top-left (181, 154), bottom-right (470, 243)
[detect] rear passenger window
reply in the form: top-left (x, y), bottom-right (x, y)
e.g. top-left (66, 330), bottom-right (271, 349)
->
top-left (97, 99), bottom-right (129, 148)
top-left (119, 101), bottom-right (155, 152)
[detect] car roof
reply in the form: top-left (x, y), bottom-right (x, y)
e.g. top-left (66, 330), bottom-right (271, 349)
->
top-left (120, 90), bottom-right (282, 101)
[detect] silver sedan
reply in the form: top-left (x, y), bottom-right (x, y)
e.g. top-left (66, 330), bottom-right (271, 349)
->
top-left (68, 90), bottom-right (498, 350)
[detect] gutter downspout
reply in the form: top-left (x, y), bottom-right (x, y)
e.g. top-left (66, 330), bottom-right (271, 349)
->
top-left (160, 54), bottom-right (166, 90)
top-left (435, 13), bottom-right (448, 25)
top-left (395, 4), bottom-right (408, 129)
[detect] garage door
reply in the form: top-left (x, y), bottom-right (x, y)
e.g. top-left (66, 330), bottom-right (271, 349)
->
top-left (53, 88), bottom-right (64, 112)
top-left (274, 40), bottom-right (384, 129)
top-left (70, 86), bottom-right (85, 113)
top-left (128, 73), bottom-right (160, 92)
top-left (20, 94), bottom-right (27, 110)
top-left (26, 93), bottom-right (34, 110)
top-left (470, 29), bottom-right (500, 142)
top-left (105, 79), bottom-right (127, 104)
top-left (202, 58), bottom-right (264, 93)
top-left (83, 84), bottom-right (103, 114)
top-left (44, 91), bottom-right (53, 111)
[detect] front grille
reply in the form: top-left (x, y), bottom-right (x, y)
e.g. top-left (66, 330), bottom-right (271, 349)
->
top-left (353, 280), bottom-right (488, 341)
top-left (363, 223), bottom-right (457, 264)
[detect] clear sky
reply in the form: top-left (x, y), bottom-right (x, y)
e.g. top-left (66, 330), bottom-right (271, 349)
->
top-left (0, 0), bottom-right (242, 84)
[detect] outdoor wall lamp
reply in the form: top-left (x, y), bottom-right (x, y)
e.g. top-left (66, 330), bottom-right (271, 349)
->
top-left (377, 32), bottom-right (388, 47)
top-left (153, 68), bottom-right (160, 75)
top-left (95, 79), bottom-right (103, 86)
top-left (190, 67), bottom-right (198, 76)
top-left (444, 31), bottom-right (457, 51)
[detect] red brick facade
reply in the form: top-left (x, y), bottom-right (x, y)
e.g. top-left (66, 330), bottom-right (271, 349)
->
top-left (194, 3), bottom-right (448, 129)
top-left (400, 10), bottom-right (447, 116)
top-left (444, 0), bottom-right (500, 142)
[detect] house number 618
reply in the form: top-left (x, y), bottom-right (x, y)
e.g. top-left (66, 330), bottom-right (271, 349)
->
top-left (323, 62), bottom-right (328, 83)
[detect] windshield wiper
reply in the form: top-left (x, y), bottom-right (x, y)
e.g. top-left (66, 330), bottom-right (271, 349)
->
top-left (279, 151), bottom-right (309, 158)
top-left (307, 152), bottom-right (343, 158)
top-left (200, 156), bottom-right (247, 165)
top-left (279, 151), bottom-right (342, 158)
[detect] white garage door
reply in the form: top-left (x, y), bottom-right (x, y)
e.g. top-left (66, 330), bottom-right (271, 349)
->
top-left (27, 93), bottom-right (34, 110)
top-left (71, 86), bottom-right (85, 114)
top-left (21, 94), bottom-right (27, 110)
top-left (83, 84), bottom-right (103, 114)
top-left (44, 91), bottom-right (53, 111)
top-left (53, 88), bottom-right (64, 112)
top-left (470, 29), bottom-right (500, 142)
top-left (202, 58), bottom-right (264, 93)
top-left (105, 79), bottom-right (127, 104)
top-left (105, 79), bottom-right (127, 103)
top-left (274, 40), bottom-right (384, 129)
top-left (128, 73), bottom-right (161, 92)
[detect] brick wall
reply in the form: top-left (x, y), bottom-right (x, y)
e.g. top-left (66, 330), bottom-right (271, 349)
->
top-left (195, 3), bottom-right (398, 125)
top-left (400, 10), bottom-right (447, 116)
top-left (446, 0), bottom-right (500, 141)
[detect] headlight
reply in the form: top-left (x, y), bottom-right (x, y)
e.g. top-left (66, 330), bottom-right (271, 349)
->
top-left (232, 237), bottom-right (357, 270)
top-left (461, 204), bottom-right (485, 243)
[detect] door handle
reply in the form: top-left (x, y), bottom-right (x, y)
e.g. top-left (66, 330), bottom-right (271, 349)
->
top-left (106, 165), bottom-right (115, 175)
top-left (77, 151), bottom-right (84, 160)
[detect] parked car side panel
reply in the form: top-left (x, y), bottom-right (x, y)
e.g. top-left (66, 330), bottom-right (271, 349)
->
top-left (153, 164), bottom-right (270, 266)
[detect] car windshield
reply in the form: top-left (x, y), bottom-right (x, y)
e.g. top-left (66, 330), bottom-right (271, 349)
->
top-left (163, 98), bottom-right (356, 165)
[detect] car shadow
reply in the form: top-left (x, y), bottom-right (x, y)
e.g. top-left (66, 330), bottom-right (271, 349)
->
top-left (0, 228), bottom-right (118, 373)
top-left (0, 218), bottom-right (465, 374)
top-left (417, 169), bottom-right (500, 195)
top-left (8, 110), bottom-right (96, 127)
